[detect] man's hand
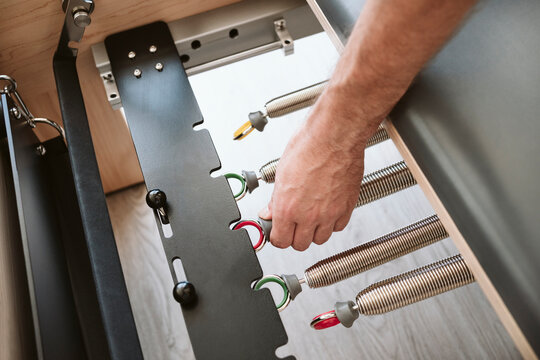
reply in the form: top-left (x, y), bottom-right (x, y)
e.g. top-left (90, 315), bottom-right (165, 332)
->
top-left (258, 85), bottom-right (382, 250)
top-left (260, 0), bottom-right (476, 250)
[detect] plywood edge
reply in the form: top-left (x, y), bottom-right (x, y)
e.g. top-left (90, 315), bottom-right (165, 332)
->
top-left (383, 118), bottom-right (537, 360)
top-left (305, 0), bottom-right (345, 54)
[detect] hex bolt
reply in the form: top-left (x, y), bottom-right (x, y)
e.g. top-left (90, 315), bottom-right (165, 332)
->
top-left (128, 51), bottom-right (136, 59)
top-left (133, 68), bottom-right (142, 78)
top-left (149, 45), bottom-right (157, 53)
top-left (72, 9), bottom-right (91, 28)
top-left (155, 63), bottom-right (164, 72)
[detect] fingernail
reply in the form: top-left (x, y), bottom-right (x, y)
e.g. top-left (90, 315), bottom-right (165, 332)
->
top-left (258, 205), bottom-right (271, 220)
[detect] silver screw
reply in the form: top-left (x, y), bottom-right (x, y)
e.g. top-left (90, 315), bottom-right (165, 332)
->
top-left (73, 10), bottom-right (91, 28)
top-left (35, 145), bottom-right (46, 156)
top-left (128, 51), bottom-right (136, 59)
top-left (133, 69), bottom-right (142, 78)
top-left (149, 45), bottom-right (157, 53)
top-left (9, 107), bottom-right (20, 119)
top-left (155, 63), bottom-right (164, 72)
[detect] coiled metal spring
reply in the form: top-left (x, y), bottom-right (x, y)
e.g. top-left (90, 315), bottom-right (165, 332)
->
top-left (258, 126), bottom-right (391, 185)
top-left (357, 161), bottom-right (416, 207)
top-left (259, 159), bottom-right (416, 207)
top-left (265, 81), bottom-right (328, 118)
top-left (356, 254), bottom-right (474, 315)
top-left (367, 126), bottom-right (390, 147)
top-left (304, 215), bottom-right (447, 288)
top-left (259, 158), bottom-right (280, 183)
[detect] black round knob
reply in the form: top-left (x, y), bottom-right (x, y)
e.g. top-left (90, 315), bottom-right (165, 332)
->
top-left (146, 189), bottom-right (167, 209)
top-left (173, 281), bottom-right (197, 306)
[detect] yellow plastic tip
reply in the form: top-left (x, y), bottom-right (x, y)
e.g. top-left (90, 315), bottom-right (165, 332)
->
top-left (233, 121), bottom-right (254, 140)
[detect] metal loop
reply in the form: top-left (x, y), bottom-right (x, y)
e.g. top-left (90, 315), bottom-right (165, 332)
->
top-left (33, 118), bottom-right (66, 142)
top-left (0, 75), bottom-right (17, 94)
top-left (1, 75), bottom-right (66, 142)
top-left (310, 310), bottom-right (340, 330)
top-left (232, 220), bottom-right (267, 252)
top-left (232, 120), bottom-right (254, 141)
top-left (224, 173), bottom-right (247, 200)
top-left (253, 274), bottom-right (291, 312)
top-left (12, 89), bottom-right (33, 121)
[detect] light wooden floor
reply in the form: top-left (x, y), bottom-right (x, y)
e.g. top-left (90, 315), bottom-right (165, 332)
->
top-left (106, 33), bottom-right (519, 359)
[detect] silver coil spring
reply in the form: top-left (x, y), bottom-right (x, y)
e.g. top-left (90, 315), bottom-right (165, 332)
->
top-left (259, 158), bottom-right (280, 183)
top-left (366, 126), bottom-right (390, 147)
top-left (304, 215), bottom-right (447, 288)
top-left (265, 81), bottom-right (328, 118)
top-left (258, 126), bottom-right (390, 184)
top-left (356, 254), bottom-right (474, 315)
top-left (357, 161), bottom-right (416, 207)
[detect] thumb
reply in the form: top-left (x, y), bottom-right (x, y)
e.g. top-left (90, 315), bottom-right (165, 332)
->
top-left (258, 202), bottom-right (272, 220)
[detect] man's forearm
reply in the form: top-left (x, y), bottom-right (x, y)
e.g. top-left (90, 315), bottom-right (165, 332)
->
top-left (321, 0), bottom-right (477, 143)
top-left (262, 0), bottom-right (477, 251)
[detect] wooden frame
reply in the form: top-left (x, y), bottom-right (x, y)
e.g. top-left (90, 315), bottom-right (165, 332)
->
top-left (0, 0), bottom-right (240, 193)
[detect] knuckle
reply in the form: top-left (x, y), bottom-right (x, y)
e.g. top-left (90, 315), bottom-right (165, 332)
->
top-left (327, 207), bottom-right (344, 221)
top-left (313, 229), bottom-right (331, 244)
top-left (334, 221), bottom-right (347, 232)
top-left (277, 204), bottom-right (295, 220)
top-left (303, 212), bottom-right (318, 224)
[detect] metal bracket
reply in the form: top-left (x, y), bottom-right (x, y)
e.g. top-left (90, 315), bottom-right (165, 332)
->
top-left (274, 18), bottom-right (294, 55)
top-left (61, 0), bottom-right (94, 53)
top-left (91, 0), bottom-right (322, 109)
top-left (92, 43), bottom-right (122, 109)
top-left (105, 21), bottom-right (293, 359)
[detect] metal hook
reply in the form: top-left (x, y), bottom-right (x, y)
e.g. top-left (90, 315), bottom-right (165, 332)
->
top-left (253, 274), bottom-right (291, 312)
top-left (224, 173), bottom-right (248, 201)
top-left (232, 120), bottom-right (254, 140)
top-left (232, 219), bottom-right (267, 252)
top-left (32, 118), bottom-right (67, 142)
top-left (1, 75), bottom-right (66, 142)
top-left (0, 75), bottom-right (17, 94)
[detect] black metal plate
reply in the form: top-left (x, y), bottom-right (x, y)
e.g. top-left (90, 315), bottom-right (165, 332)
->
top-left (105, 22), bottom-right (292, 360)
top-left (2, 94), bottom-right (86, 359)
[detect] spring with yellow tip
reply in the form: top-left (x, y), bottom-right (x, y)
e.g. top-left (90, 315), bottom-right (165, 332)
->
top-left (233, 81), bottom-right (330, 140)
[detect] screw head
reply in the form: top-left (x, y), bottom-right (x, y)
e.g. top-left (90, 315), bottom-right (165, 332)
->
top-left (133, 68), bottom-right (142, 78)
top-left (275, 19), bottom-right (285, 30)
top-left (35, 145), bottom-right (46, 156)
top-left (73, 10), bottom-right (91, 28)
top-left (146, 189), bottom-right (167, 209)
top-left (155, 62), bottom-right (164, 71)
top-left (9, 107), bottom-right (20, 119)
top-left (128, 51), bottom-right (136, 59)
top-left (173, 281), bottom-right (197, 306)
top-left (149, 45), bottom-right (157, 53)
